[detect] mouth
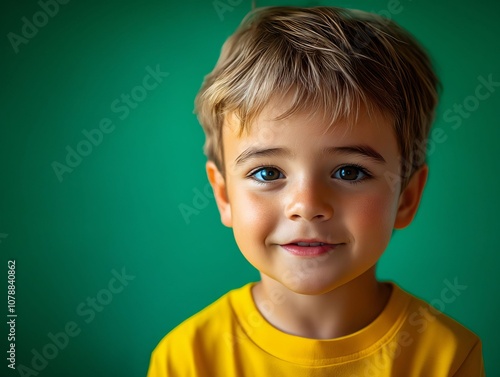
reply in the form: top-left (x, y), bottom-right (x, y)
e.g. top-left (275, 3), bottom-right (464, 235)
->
top-left (280, 239), bottom-right (341, 257)
top-left (293, 241), bottom-right (328, 247)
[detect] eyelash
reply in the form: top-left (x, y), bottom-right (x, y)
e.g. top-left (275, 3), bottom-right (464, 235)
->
top-left (247, 165), bottom-right (283, 185)
top-left (335, 163), bottom-right (373, 185)
top-left (247, 163), bottom-right (373, 185)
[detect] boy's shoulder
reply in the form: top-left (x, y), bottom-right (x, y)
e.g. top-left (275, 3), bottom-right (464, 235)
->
top-left (165, 283), bottom-right (250, 341)
top-left (147, 283), bottom-right (253, 374)
top-left (393, 282), bottom-right (483, 375)
top-left (398, 280), bottom-right (477, 339)
top-left (393, 281), bottom-right (481, 350)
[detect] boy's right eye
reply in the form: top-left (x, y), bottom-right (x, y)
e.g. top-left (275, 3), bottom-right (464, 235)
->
top-left (250, 167), bottom-right (284, 182)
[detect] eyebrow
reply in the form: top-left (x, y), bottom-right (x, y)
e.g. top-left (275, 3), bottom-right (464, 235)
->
top-left (322, 145), bottom-right (387, 164)
top-left (234, 144), bottom-right (386, 166)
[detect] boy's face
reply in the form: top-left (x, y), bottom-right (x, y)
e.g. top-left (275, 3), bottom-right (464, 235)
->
top-left (207, 97), bottom-right (427, 295)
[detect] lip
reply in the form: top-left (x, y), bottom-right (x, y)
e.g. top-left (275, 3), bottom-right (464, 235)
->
top-left (280, 239), bottom-right (340, 257)
top-left (287, 238), bottom-right (332, 245)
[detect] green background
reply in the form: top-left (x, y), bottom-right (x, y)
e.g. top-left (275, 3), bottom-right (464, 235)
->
top-left (1, 0), bottom-right (499, 375)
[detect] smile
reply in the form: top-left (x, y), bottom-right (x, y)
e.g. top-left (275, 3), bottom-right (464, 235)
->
top-left (280, 241), bottom-right (339, 257)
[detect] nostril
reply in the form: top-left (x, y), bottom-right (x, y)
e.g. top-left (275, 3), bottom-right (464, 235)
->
top-left (284, 189), bottom-right (334, 221)
top-left (288, 210), bottom-right (332, 222)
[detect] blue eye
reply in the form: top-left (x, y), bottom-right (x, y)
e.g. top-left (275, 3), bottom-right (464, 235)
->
top-left (251, 167), bottom-right (284, 182)
top-left (333, 165), bottom-right (369, 181)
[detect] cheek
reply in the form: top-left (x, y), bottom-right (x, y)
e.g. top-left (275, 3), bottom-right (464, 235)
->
top-left (347, 191), bottom-right (398, 242)
top-left (231, 190), bottom-right (278, 244)
top-left (230, 191), bottom-right (280, 270)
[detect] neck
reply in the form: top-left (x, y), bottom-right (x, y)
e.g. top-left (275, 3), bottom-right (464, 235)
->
top-left (251, 267), bottom-right (392, 339)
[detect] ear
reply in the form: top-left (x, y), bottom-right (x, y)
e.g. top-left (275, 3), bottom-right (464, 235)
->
top-left (206, 161), bottom-right (232, 227)
top-left (394, 164), bottom-right (428, 229)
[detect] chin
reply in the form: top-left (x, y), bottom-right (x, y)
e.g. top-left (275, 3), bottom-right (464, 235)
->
top-left (280, 277), bottom-right (344, 296)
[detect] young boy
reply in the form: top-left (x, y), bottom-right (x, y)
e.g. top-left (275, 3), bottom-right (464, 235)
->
top-left (148, 6), bottom-right (484, 376)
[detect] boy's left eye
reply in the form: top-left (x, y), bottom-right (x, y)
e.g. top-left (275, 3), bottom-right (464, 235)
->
top-left (250, 167), bottom-right (284, 182)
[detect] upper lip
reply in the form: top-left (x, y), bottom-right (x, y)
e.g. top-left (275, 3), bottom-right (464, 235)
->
top-left (283, 238), bottom-right (338, 245)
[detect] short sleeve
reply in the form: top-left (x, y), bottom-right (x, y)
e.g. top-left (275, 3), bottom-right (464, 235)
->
top-left (146, 346), bottom-right (167, 377)
top-left (452, 340), bottom-right (485, 377)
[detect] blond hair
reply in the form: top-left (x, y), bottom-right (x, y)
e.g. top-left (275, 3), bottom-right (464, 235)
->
top-left (194, 6), bottom-right (440, 189)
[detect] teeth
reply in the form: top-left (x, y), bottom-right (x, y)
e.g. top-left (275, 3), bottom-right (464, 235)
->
top-left (296, 242), bottom-right (324, 246)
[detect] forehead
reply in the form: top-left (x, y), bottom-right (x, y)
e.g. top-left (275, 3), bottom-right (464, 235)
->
top-left (223, 98), bottom-right (396, 153)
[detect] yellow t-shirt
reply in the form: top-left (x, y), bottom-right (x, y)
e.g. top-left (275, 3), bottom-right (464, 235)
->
top-left (147, 282), bottom-right (484, 376)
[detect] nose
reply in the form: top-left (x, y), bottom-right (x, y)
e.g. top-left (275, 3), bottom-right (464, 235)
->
top-left (284, 179), bottom-right (334, 222)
